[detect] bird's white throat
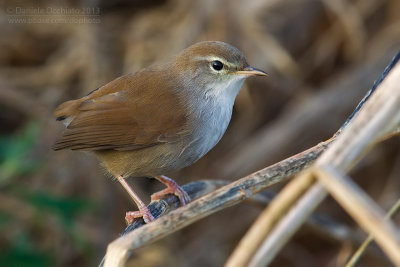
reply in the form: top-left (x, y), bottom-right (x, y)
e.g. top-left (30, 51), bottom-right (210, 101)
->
top-left (204, 75), bottom-right (246, 102)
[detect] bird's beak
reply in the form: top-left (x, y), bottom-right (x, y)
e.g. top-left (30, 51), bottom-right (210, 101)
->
top-left (235, 66), bottom-right (268, 76)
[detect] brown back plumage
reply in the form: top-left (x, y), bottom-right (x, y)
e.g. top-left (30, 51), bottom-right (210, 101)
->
top-left (53, 67), bottom-right (189, 151)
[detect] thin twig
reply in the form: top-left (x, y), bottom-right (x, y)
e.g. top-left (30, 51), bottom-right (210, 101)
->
top-left (336, 51), bottom-right (400, 135)
top-left (346, 198), bottom-right (400, 267)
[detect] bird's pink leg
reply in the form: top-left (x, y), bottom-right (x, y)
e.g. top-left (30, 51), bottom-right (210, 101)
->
top-left (151, 175), bottom-right (191, 205)
top-left (117, 175), bottom-right (154, 224)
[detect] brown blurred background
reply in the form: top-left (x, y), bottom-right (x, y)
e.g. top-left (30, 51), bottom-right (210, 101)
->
top-left (0, 0), bottom-right (399, 266)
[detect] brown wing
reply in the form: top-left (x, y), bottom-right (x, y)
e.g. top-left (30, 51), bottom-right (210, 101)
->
top-left (53, 71), bottom-right (189, 151)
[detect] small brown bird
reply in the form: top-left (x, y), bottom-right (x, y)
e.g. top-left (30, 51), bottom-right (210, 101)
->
top-left (53, 41), bottom-right (267, 224)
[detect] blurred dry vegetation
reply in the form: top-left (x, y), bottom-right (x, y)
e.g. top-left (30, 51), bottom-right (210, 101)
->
top-left (0, 0), bottom-right (399, 266)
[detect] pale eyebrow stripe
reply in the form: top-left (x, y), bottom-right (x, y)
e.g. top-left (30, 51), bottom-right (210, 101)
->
top-left (194, 56), bottom-right (236, 68)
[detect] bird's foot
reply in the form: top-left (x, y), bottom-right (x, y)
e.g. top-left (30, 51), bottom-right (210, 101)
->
top-left (152, 175), bottom-right (191, 205)
top-left (117, 175), bottom-right (155, 225)
top-left (125, 205), bottom-right (155, 225)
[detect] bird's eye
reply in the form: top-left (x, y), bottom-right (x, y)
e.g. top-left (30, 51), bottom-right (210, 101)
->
top-left (211, 60), bottom-right (224, 71)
